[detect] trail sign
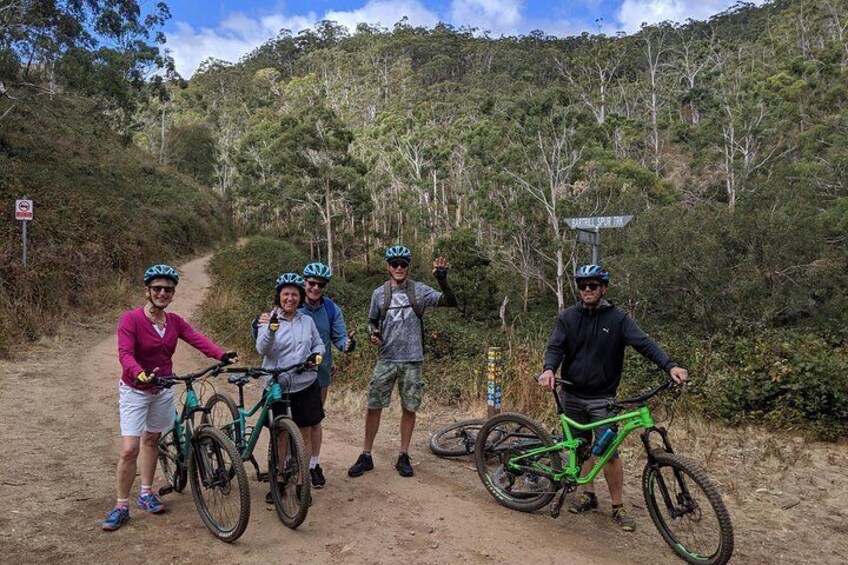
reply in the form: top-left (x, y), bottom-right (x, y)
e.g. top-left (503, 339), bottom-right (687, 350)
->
top-left (564, 214), bottom-right (633, 230)
top-left (564, 214), bottom-right (635, 263)
top-left (15, 199), bottom-right (33, 220)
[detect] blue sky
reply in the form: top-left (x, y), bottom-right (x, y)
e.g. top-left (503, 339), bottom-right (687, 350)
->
top-left (163, 0), bottom-right (766, 76)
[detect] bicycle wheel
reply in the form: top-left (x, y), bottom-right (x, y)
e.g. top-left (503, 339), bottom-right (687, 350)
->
top-left (268, 416), bottom-right (310, 529)
top-left (643, 451), bottom-right (734, 565)
top-left (158, 426), bottom-right (187, 493)
top-left (474, 412), bottom-right (561, 512)
top-left (430, 418), bottom-right (485, 457)
top-left (188, 426), bottom-right (251, 543)
top-left (202, 393), bottom-right (242, 447)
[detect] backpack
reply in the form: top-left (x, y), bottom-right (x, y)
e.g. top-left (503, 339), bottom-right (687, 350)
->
top-left (251, 298), bottom-right (339, 341)
top-left (379, 279), bottom-right (424, 340)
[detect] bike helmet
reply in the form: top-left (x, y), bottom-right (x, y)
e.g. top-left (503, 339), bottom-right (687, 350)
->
top-left (574, 264), bottom-right (610, 283)
top-left (275, 272), bottom-right (306, 302)
top-left (303, 262), bottom-right (332, 281)
top-left (143, 264), bottom-right (179, 286)
top-left (385, 245), bottom-right (412, 262)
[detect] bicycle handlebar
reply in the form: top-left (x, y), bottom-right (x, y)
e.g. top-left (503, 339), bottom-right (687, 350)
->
top-left (550, 376), bottom-right (678, 410)
top-left (149, 360), bottom-right (233, 387)
top-left (215, 355), bottom-right (323, 380)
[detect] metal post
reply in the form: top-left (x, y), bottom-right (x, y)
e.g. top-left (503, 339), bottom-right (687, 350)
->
top-left (592, 227), bottom-right (600, 264)
top-left (22, 220), bottom-right (27, 268)
top-left (486, 347), bottom-right (503, 417)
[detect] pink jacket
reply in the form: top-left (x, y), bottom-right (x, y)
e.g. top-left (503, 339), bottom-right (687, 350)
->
top-left (117, 307), bottom-right (225, 391)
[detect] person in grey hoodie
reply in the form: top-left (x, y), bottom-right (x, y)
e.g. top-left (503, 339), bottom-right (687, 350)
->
top-left (256, 272), bottom-right (324, 503)
top-left (536, 264), bottom-right (688, 532)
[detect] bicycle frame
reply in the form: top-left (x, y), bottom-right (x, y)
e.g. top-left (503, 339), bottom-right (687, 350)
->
top-left (232, 379), bottom-right (288, 461)
top-left (502, 380), bottom-right (673, 486)
top-left (504, 405), bottom-right (655, 485)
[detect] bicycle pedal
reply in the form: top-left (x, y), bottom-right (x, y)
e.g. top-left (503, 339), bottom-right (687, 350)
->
top-left (550, 490), bottom-right (567, 518)
top-left (158, 486), bottom-right (174, 496)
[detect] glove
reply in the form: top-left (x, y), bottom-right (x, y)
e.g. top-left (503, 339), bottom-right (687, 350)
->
top-left (221, 351), bottom-right (238, 364)
top-left (306, 352), bottom-right (323, 367)
top-left (434, 266), bottom-right (448, 281)
top-left (347, 334), bottom-right (357, 353)
top-left (268, 311), bottom-right (279, 332)
top-left (136, 371), bottom-right (153, 384)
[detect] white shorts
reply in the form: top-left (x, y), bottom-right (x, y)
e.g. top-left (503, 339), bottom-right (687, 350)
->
top-left (118, 381), bottom-right (176, 436)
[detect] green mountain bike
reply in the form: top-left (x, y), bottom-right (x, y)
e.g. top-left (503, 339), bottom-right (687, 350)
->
top-left (199, 357), bottom-right (320, 529)
top-left (474, 378), bottom-right (734, 565)
top-left (155, 363), bottom-right (251, 543)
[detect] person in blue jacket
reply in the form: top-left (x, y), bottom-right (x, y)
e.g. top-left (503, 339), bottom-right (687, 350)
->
top-left (260, 262), bottom-right (354, 489)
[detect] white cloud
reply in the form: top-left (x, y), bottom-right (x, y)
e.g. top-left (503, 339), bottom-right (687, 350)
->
top-left (449, 0), bottom-right (524, 34)
top-left (615, 0), bottom-right (767, 34)
top-left (167, 12), bottom-right (315, 77)
top-left (166, 1), bottom-right (439, 77)
top-left (325, 0), bottom-right (441, 31)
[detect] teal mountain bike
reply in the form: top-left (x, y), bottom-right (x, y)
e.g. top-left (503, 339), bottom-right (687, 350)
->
top-left (474, 378), bottom-right (734, 565)
top-left (155, 363), bottom-right (251, 543)
top-left (200, 356), bottom-right (319, 529)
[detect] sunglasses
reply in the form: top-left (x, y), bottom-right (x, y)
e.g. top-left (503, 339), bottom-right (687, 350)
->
top-left (388, 261), bottom-right (409, 269)
top-left (148, 285), bottom-right (175, 295)
top-left (306, 280), bottom-right (327, 289)
top-left (577, 282), bottom-right (602, 291)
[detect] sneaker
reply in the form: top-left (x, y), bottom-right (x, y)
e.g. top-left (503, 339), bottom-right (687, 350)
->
top-left (265, 490), bottom-right (274, 504)
top-left (612, 507), bottom-right (636, 532)
top-left (348, 453), bottom-right (374, 477)
top-left (136, 492), bottom-right (164, 514)
top-left (310, 465), bottom-right (326, 488)
top-left (101, 506), bottom-right (130, 531)
top-left (568, 492), bottom-right (598, 514)
top-left (395, 452), bottom-right (414, 477)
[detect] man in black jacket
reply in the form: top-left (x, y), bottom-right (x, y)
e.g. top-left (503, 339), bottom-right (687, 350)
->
top-left (536, 264), bottom-right (688, 531)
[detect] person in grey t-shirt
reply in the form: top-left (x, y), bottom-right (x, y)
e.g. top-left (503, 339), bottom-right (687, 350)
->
top-left (348, 245), bottom-right (457, 478)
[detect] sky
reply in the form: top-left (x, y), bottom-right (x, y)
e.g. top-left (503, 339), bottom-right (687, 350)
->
top-left (162, 0), bottom-right (767, 77)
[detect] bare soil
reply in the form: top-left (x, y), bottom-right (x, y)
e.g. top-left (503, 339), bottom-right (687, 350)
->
top-left (0, 254), bottom-right (845, 564)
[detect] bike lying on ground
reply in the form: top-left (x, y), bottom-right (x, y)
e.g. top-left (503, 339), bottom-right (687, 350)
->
top-left (200, 356), bottom-right (320, 529)
top-left (474, 377), bottom-right (734, 565)
top-left (155, 363), bottom-right (251, 543)
top-left (429, 418), bottom-right (485, 457)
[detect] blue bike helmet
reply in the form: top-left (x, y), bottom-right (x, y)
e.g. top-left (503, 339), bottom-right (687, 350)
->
top-left (303, 262), bottom-right (332, 281)
top-left (274, 272), bottom-right (306, 304)
top-left (385, 245), bottom-right (412, 262)
top-left (143, 264), bottom-right (179, 286)
top-left (574, 264), bottom-right (610, 283)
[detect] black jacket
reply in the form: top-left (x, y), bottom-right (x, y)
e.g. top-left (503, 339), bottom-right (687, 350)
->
top-left (542, 299), bottom-right (676, 398)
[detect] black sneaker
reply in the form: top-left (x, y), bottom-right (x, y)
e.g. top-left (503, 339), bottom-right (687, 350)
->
top-left (311, 465), bottom-right (326, 488)
top-left (568, 492), bottom-right (598, 514)
top-left (348, 453), bottom-right (374, 477)
top-left (395, 452), bottom-right (414, 477)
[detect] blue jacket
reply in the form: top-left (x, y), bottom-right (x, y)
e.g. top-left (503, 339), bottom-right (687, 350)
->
top-left (299, 297), bottom-right (351, 386)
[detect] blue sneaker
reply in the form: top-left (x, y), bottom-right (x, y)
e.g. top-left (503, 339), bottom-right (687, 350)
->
top-left (136, 492), bottom-right (165, 514)
top-left (101, 506), bottom-right (130, 531)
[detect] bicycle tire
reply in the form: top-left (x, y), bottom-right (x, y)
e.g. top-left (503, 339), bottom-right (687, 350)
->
top-left (429, 418), bottom-right (486, 457)
top-left (268, 416), bottom-right (310, 529)
top-left (188, 426), bottom-right (251, 543)
top-left (643, 451), bottom-right (734, 565)
top-left (202, 393), bottom-right (242, 448)
top-left (474, 412), bottom-right (560, 512)
top-left (158, 426), bottom-right (187, 493)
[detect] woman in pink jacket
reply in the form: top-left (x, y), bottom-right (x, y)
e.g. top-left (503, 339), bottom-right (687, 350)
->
top-left (101, 264), bottom-right (238, 531)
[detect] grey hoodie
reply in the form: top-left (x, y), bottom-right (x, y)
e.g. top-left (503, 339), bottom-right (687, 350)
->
top-left (256, 309), bottom-right (325, 393)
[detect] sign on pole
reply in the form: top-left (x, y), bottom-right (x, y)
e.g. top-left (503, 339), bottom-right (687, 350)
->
top-left (563, 214), bottom-right (633, 230)
top-left (16, 197), bottom-right (33, 268)
top-left (15, 199), bottom-right (33, 220)
top-left (563, 214), bottom-right (634, 264)
top-left (486, 347), bottom-right (503, 417)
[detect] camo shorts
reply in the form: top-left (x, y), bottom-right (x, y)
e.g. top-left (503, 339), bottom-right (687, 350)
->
top-left (366, 361), bottom-right (423, 412)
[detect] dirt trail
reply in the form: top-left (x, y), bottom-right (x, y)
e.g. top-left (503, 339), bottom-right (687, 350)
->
top-left (1, 254), bottom-right (844, 565)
